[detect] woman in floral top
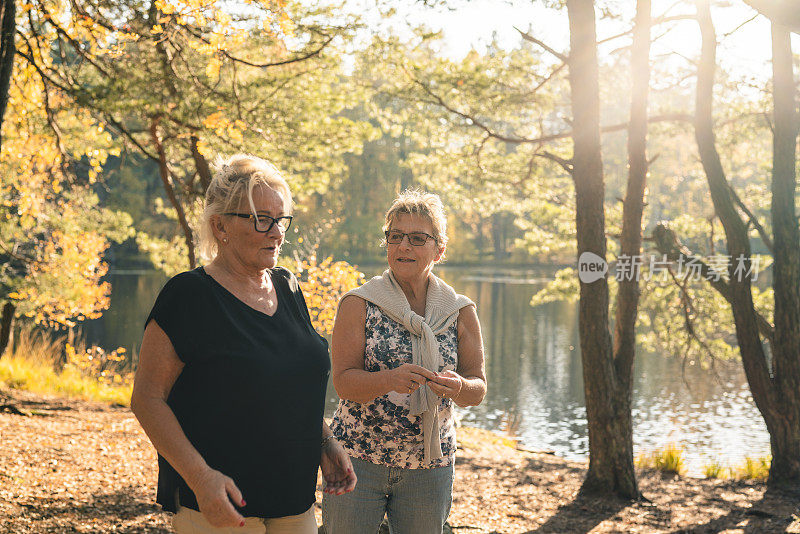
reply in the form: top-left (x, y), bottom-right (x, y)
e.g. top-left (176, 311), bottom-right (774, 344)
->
top-left (322, 190), bottom-right (487, 534)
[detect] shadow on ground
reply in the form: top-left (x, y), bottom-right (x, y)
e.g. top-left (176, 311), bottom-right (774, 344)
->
top-left (7, 486), bottom-right (169, 533)
top-left (674, 486), bottom-right (798, 533)
top-left (523, 492), bottom-right (631, 534)
top-left (318, 519), bottom-right (454, 534)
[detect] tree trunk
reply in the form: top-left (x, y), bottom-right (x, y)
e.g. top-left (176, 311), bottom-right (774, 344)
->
top-left (694, 0), bottom-right (800, 488)
top-left (695, 0), bottom-right (771, 401)
top-left (605, 0), bottom-right (651, 497)
top-left (767, 20), bottom-right (800, 486)
top-left (150, 117), bottom-right (197, 269)
top-left (566, 0), bottom-right (639, 499)
top-left (190, 135), bottom-right (212, 192)
top-left (0, 301), bottom-right (14, 359)
top-left (491, 213), bottom-right (507, 261)
top-left (614, 0), bottom-right (650, 393)
top-left (0, 0), bottom-right (16, 151)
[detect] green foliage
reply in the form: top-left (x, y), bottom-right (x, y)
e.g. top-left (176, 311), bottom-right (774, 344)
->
top-left (3, 0), bottom-right (782, 397)
top-left (1, 188), bottom-right (134, 327)
top-left (637, 275), bottom-right (739, 364)
top-left (135, 232), bottom-right (190, 277)
top-left (303, 115), bottom-right (414, 263)
top-left (530, 268), bottom-right (579, 307)
top-left (0, 34), bottom-right (136, 328)
top-left (354, 31), bottom-right (574, 263)
top-left (16, 0), bottom-right (379, 272)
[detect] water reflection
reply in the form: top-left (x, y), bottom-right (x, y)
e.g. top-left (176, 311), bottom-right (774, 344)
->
top-left (86, 267), bottom-right (770, 474)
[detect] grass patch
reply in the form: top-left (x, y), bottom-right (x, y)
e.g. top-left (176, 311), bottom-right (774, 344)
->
top-left (700, 456), bottom-right (771, 481)
top-left (0, 355), bottom-right (132, 405)
top-left (734, 456), bottom-right (771, 480)
top-left (0, 325), bottom-right (132, 406)
top-left (636, 443), bottom-right (686, 475)
top-left (703, 460), bottom-right (729, 479)
top-left (457, 426), bottom-right (520, 450)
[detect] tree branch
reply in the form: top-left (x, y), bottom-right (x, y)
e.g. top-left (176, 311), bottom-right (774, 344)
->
top-left (651, 222), bottom-right (775, 350)
top-left (34, 0), bottom-right (112, 78)
top-left (727, 183), bottom-right (774, 253)
top-left (515, 28), bottom-right (568, 62)
top-left (668, 267), bottom-right (723, 368)
top-left (16, 45), bottom-right (160, 163)
top-left (150, 117), bottom-right (196, 269)
top-left (743, 0), bottom-right (800, 33)
top-left (190, 135), bottom-right (212, 191)
top-left (532, 62), bottom-right (566, 93)
top-left (220, 33), bottom-right (335, 68)
top-left (408, 69), bottom-right (693, 145)
top-left (536, 151), bottom-right (573, 174)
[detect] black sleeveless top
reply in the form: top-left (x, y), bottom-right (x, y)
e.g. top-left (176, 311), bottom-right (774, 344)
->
top-left (145, 266), bottom-right (330, 518)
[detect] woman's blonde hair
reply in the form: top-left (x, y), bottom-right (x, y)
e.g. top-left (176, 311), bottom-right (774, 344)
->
top-left (382, 189), bottom-right (448, 260)
top-left (197, 154), bottom-right (292, 262)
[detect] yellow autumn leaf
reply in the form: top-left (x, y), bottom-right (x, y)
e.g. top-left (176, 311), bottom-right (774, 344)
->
top-left (156, 0), bottom-right (176, 14)
top-left (203, 111), bottom-right (224, 129)
top-left (195, 138), bottom-right (212, 157)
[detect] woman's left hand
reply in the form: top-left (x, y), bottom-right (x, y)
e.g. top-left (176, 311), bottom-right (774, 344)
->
top-left (427, 369), bottom-right (463, 401)
top-left (321, 440), bottom-right (357, 496)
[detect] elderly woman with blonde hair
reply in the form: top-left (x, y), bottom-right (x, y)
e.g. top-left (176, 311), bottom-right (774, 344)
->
top-left (131, 154), bottom-right (356, 534)
top-left (322, 189), bottom-right (487, 534)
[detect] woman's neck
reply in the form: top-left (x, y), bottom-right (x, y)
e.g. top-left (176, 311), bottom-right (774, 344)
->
top-left (208, 254), bottom-right (271, 290)
top-left (394, 272), bottom-right (430, 314)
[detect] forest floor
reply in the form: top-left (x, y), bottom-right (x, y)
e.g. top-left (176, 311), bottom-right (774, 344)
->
top-left (1, 388), bottom-right (798, 534)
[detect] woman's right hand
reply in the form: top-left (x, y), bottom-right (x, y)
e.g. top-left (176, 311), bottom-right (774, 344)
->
top-left (383, 363), bottom-right (437, 395)
top-left (190, 467), bottom-right (247, 527)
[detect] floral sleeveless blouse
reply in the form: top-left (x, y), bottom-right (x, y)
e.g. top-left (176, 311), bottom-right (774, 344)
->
top-left (331, 301), bottom-right (458, 469)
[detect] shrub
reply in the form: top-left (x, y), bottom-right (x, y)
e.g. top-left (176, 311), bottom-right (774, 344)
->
top-left (703, 460), bottom-right (729, 479)
top-left (636, 443), bottom-right (686, 475)
top-left (735, 456), bottom-right (770, 480)
top-left (0, 323), bottom-right (132, 405)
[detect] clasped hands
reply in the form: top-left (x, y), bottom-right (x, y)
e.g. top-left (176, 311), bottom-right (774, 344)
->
top-left (190, 440), bottom-right (358, 528)
top-left (386, 363), bottom-right (463, 400)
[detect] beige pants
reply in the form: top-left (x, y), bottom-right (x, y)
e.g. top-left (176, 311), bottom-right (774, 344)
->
top-left (171, 505), bottom-right (317, 534)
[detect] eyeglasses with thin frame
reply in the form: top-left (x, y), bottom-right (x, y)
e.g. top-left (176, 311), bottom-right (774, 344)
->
top-left (385, 230), bottom-right (437, 246)
top-left (224, 213), bottom-right (293, 233)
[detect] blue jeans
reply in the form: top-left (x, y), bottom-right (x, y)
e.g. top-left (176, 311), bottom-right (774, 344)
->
top-left (322, 457), bottom-right (454, 534)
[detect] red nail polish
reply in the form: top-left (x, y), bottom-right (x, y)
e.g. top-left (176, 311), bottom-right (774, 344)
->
top-left (240, 520), bottom-right (245, 527)
top-left (241, 499), bottom-right (246, 506)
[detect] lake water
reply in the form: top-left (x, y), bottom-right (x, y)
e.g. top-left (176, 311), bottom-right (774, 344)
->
top-left (84, 266), bottom-right (770, 475)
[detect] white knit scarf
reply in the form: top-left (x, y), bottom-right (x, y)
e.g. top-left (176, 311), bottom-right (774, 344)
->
top-left (341, 269), bottom-right (474, 463)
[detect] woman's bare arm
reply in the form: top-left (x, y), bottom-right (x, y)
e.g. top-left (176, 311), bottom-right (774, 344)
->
top-left (427, 305), bottom-right (487, 407)
top-left (130, 321), bottom-right (245, 527)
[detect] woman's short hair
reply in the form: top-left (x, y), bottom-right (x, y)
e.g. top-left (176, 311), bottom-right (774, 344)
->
top-left (382, 189), bottom-right (448, 257)
top-left (198, 154), bottom-right (292, 261)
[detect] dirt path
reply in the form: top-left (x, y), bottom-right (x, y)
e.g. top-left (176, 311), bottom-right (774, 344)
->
top-left (1, 389), bottom-right (798, 533)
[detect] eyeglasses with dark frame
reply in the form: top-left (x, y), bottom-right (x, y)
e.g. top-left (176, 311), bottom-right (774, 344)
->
top-left (384, 230), bottom-right (437, 246)
top-left (224, 213), bottom-right (293, 233)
